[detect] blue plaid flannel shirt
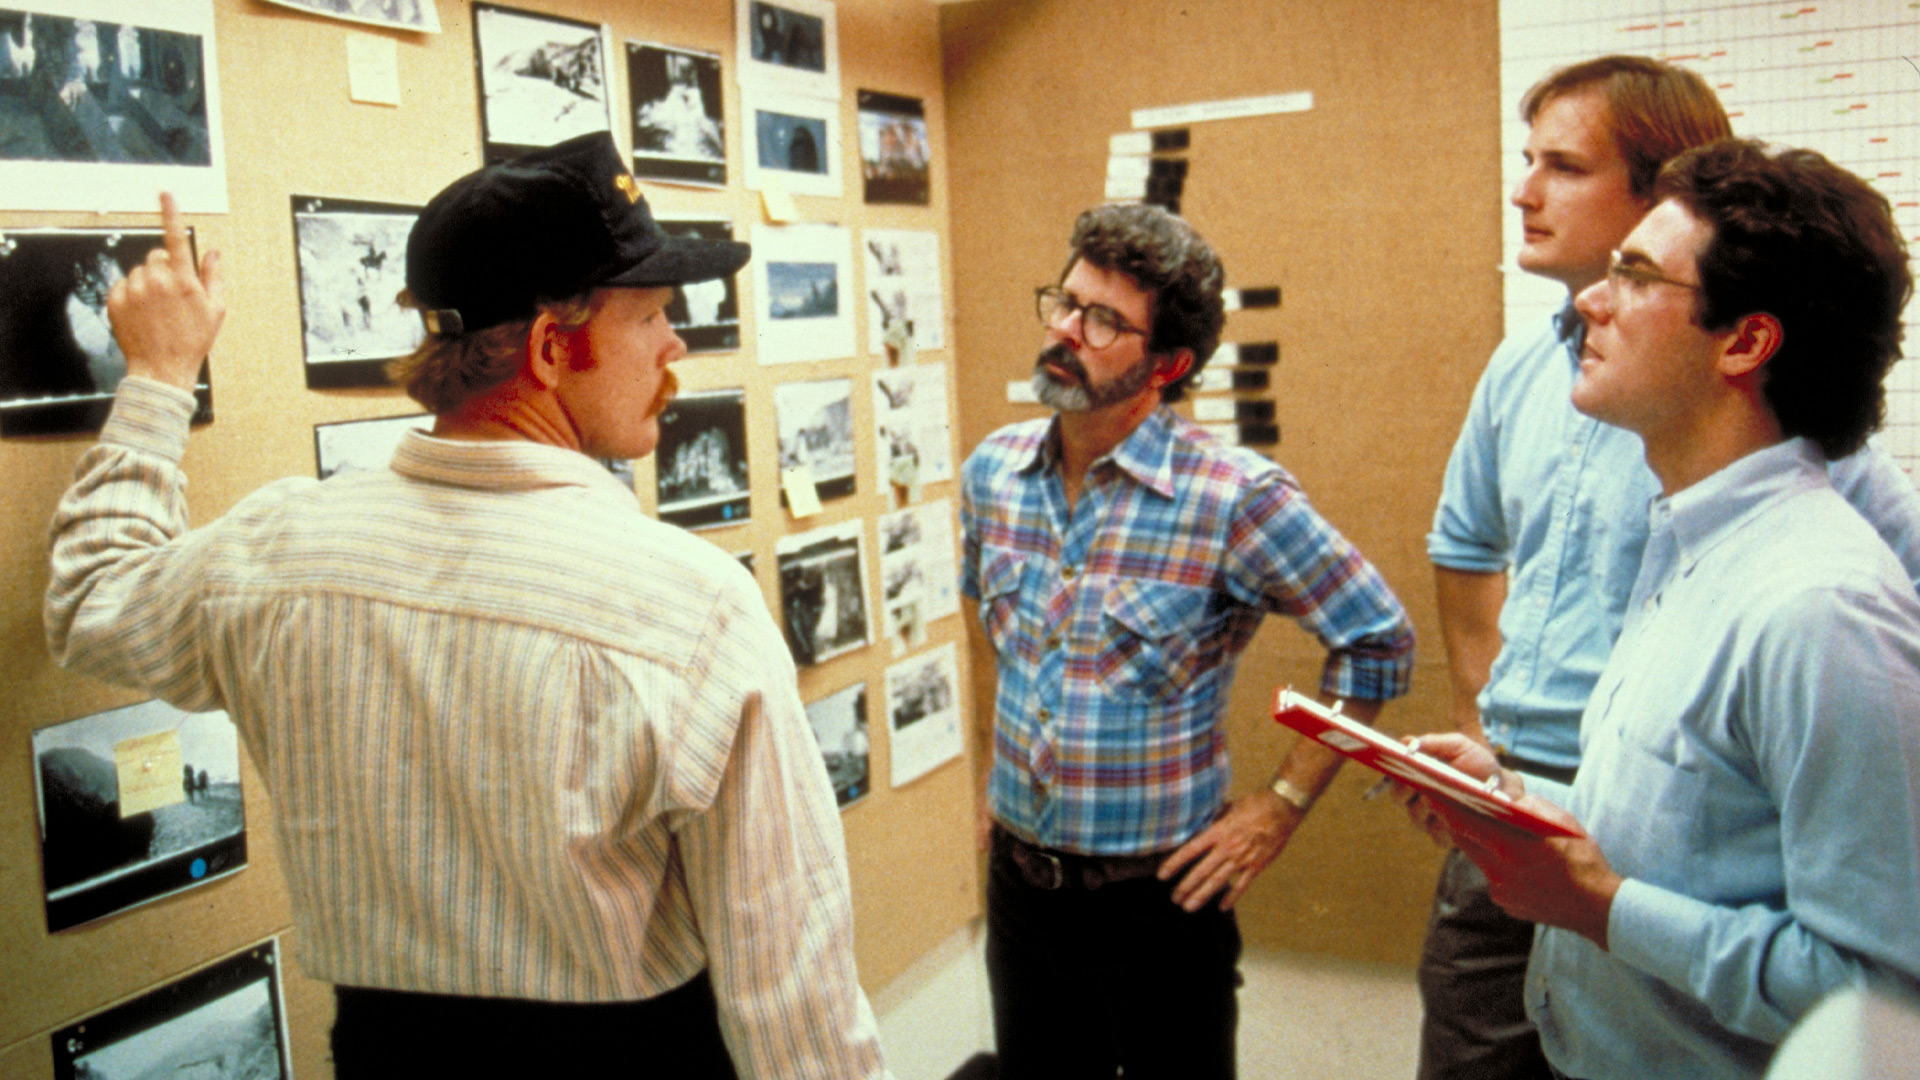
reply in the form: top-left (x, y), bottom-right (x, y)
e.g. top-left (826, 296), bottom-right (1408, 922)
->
top-left (959, 407), bottom-right (1414, 855)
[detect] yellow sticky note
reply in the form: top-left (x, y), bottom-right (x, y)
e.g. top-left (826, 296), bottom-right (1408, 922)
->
top-left (783, 465), bottom-right (824, 517)
top-left (347, 35), bottom-right (401, 107)
top-left (761, 184), bottom-right (801, 223)
top-left (114, 729), bottom-right (184, 817)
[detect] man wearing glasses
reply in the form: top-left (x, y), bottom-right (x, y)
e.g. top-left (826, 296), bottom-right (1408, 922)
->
top-left (1408, 139), bottom-right (1920, 1080)
top-left (1419, 56), bottom-right (1920, 1080)
top-left (958, 203), bottom-right (1414, 1077)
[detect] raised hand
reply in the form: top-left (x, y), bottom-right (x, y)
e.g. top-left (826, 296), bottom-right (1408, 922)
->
top-left (107, 192), bottom-right (226, 392)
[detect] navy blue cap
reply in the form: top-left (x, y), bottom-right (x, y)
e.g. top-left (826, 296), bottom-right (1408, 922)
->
top-left (406, 132), bottom-right (750, 335)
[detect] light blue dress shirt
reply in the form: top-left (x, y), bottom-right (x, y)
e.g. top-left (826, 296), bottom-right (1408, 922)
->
top-left (1523, 439), bottom-right (1920, 1080)
top-left (1428, 308), bottom-right (1920, 771)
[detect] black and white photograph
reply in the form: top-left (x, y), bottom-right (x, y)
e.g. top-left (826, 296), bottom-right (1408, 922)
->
top-left (0, 2), bottom-right (228, 212)
top-left (52, 940), bottom-right (291, 1080)
top-left (776, 518), bottom-right (870, 668)
top-left (626, 41), bottom-right (724, 187)
top-left (33, 700), bottom-right (247, 932)
top-left (805, 682), bottom-right (870, 808)
top-left (863, 227), bottom-right (944, 356)
top-left (775, 376), bottom-right (855, 501)
top-left (885, 641), bottom-right (961, 786)
top-left (259, 0), bottom-right (440, 33)
top-left (658, 216), bottom-right (741, 352)
top-left (734, 0), bottom-right (837, 100)
top-left (313, 411), bottom-right (432, 479)
top-left (0, 227), bottom-right (212, 436)
top-left (856, 89), bottom-right (928, 204)
top-left (872, 362), bottom-right (953, 506)
top-left (879, 498), bottom-right (959, 653)
top-left (654, 387), bottom-right (750, 530)
top-left (291, 195), bottom-right (423, 389)
top-left (743, 88), bottom-right (840, 197)
top-left (750, 223), bottom-right (855, 363)
top-left (472, 3), bottom-right (610, 164)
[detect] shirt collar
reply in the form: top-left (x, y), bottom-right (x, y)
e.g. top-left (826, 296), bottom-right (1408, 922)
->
top-left (1016, 407), bottom-right (1179, 498)
top-left (1553, 299), bottom-right (1587, 366)
top-left (391, 430), bottom-right (636, 503)
top-left (1661, 437), bottom-right (1827, 572)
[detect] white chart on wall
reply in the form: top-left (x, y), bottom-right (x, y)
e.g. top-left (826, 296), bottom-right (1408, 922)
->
top-left (1500, 0), bottom-right (1920, 475)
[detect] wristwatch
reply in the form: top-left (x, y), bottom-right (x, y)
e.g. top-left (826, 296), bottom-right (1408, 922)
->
top-left (1269, 776), bottom-right (1316, 813)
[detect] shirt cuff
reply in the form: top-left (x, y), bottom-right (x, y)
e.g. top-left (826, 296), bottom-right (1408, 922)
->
top-left (1426, 533), bottom-right (1509, 574)
top-left (102, 376), bottom-right (198, 463)
top-left (1608, 877), bottom-right (1716, 991)
top-left (1320, 650), bottom-right (1414, 702)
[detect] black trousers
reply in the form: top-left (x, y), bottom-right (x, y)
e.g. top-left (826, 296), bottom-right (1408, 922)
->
top-left (985, 828), bottom-right (1242, 1080)
top-left (1415, 848), bottom-right (1553, 1080)
top-left (331, 971), bottom-right (737, 1079)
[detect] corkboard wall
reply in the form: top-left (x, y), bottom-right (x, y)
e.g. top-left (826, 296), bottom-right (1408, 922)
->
top-left (0, 1), bottom-right (970, 1075)
top-left (941, 0), bottom-right (1507, 966)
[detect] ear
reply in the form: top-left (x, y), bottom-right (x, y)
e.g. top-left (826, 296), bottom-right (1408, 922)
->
top-left (1716, 312), bottom-right (1783, 380)
top-left (525, 311), bottom-right (570, 390)
top-left (1151, 347), bottom-right (1196, 391)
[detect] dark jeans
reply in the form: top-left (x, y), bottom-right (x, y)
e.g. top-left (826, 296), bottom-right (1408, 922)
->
top-left (1415, 848), bottom-right (1552, 1080)
top-left (986, 828), bottom-right (1242, 1080)
top-left (331, 971), bottom-right (736, 1079)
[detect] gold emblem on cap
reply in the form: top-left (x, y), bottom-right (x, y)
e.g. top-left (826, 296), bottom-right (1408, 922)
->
top-left (614, 174), bottom-right (641, 204)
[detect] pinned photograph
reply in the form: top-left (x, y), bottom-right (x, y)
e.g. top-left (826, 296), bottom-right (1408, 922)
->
top-left (743, 88), bottom-right (840, 197)
top-left (52, 940), bottom-right (291, 1080)
top-left (291, 195), bottom-right (423, 389)
top-left (886, 642), bottom-right (961, 786)
top-left (776, 518), bottom-right (871, 668)
top-left (0, 2), bottom-right (228, 212)
top-left (32, 700), bottom-right (247, 932)
top-left (472, 3), bottom-right (610, 163)
top-left (872, 362), bottom-right (953, 506)
top-left (0, 227), bottom-right (212, 437)
top-left (657, 216), bottom-right (741, 352)
top-left (880, 498), bottom-right (959, 653)
top-left (259, 0), bottom-right (441, 33)
top-left (751, 223), bottom-right (854, 363)
top-left (313, 412), bottom-right (432, 479)
top-left (776, 376), bottom-right (855, 501)
top-left (655, 387), bottom-right (750, 530)
top-left (805, 681), bottom-right (870, 808)
top-left (863, 227), bottom-right (944, 357)
top-left (735, 0), bottom-right (837, 100)
top-left (626, 41), bottom-right (724, 187)
top-left (856, 89), bottom-right (928, 205)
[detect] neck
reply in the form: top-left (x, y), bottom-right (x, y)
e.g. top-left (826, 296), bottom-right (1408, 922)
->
top-left (1642, 395), bottom-right (1785, 497)
top-left (432, 372), bottom-right (579, 451)
top-left (1055, 390), bottom-right (1160, 489)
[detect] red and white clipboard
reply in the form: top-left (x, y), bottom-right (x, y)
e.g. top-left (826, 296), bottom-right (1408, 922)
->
top-left (1271, 688), bottom-right (1584, 839)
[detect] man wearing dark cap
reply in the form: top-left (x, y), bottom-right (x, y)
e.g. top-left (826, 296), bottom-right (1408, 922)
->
top-left (45, 133), bottom-right (890, 1080)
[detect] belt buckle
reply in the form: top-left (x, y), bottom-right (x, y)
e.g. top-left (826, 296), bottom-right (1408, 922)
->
top-left (1034, 850), bottom-right (1065, 890)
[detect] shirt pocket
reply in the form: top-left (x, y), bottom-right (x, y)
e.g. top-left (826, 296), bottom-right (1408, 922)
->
top-left (1095, 579), bottom-right (1216, 702)
top-left (977, 547), bottom-right (1028, 657)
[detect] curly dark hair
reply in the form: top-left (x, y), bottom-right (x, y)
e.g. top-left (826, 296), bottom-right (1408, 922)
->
top-left (1654, 139), bottom-right (1912, 459)
top-left (1062, 204), bottom-right (1225, 403)
top-left (1521, 55), bottom-right (1731, 198)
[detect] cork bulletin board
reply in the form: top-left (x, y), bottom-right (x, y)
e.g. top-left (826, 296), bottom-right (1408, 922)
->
top-left (0, 0), bottom-right (971, 1074)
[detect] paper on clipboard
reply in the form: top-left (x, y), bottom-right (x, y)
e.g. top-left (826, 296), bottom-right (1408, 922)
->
top-left (1271, 688), bottom-right (1583, 839)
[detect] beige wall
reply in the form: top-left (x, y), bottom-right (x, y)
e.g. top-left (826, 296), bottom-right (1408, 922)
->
top-left (941, 0), bottom-right (1507, 965)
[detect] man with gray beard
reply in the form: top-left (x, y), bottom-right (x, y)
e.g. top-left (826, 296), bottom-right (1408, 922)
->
top-left (958, 204), bottom-right (1414, 1077)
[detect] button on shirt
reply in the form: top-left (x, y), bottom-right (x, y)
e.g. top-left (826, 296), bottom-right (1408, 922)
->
top-left (1429, 308), bottom-right (1920, 771)
top-left (1522, 439), bottom-right (1920, 1080)
top-left (960, 407), bottom-right (1414, 856)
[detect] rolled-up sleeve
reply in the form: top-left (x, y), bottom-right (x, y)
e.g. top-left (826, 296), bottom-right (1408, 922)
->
top-left (1429, 360), bottom-right (1512, 574)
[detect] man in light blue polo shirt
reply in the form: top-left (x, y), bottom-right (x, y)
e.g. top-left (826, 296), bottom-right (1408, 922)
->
top-left (1418, 139), bottom-right (1920, 1080)
top-left (1420, 55), bottom-right (1920, 1080)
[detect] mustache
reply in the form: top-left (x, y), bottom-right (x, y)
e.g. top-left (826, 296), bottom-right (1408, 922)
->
top-left (1035, 343), bottom-right (1088, 384)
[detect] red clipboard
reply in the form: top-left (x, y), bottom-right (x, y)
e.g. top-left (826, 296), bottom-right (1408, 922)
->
top-left (1272, 688), bottom-right (1584, 839)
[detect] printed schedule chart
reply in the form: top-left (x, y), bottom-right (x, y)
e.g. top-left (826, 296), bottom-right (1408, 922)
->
top-left (1500, 0), bottom-right (1920, 475)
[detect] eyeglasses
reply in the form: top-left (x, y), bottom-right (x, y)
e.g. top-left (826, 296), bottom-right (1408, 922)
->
top-left (1035, 286), bottom-right (1149, 349)
top-left (1605, 249), bottom-right (1701, 297)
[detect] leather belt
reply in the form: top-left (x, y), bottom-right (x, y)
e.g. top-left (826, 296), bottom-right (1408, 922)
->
top-left (995, 828), bottom-right (1167, 891)
top-left (1496, 752), bottom-right (1578, 787)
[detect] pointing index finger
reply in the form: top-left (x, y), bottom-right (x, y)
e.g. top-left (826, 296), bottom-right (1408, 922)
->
top-left (159, 191), bottom-right (191, 267)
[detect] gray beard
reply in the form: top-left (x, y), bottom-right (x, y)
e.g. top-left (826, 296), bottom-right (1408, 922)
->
top-left (1031, 344), bottom-right (1155, 413)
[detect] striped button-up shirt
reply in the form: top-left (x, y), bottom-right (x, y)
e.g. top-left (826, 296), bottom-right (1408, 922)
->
top-left (960, 407), bottom-right (1413, 856)
top-left (47, 378), bottom-right (887, 1080)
